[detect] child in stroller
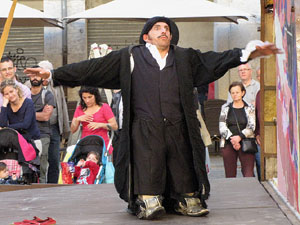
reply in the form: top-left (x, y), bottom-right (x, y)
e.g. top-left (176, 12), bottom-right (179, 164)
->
top-left (0, 128), bottom-right (39, 184)
top-left (60, 135), bottom-right (110, 184)
top-left (0, 162), bottom-right (18, 184)
top-left (74, 151), bottom-right (100, 184)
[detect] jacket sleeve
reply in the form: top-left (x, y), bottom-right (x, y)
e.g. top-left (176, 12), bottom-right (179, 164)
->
top-left (192, 48), bottom-right (243, 87)
top-left (219, 105), bottom-right (232, 140)
top-left (53, 49), bottom-right (124, 89)
top-left (0, 106), bottom-right (9, 127)
top-left (85, 161), bottom-right (100, 176)
top-left (241, 104), bottom-right (256, 138)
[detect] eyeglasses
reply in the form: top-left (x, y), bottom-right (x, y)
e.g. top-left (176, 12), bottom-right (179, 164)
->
top-left (0, 67), bottom-right (14, 73)
top-left (238, 69), bottom-right (251, 72)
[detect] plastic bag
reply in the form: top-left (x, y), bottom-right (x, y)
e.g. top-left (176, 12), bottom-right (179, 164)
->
top-left (205, 147), bottom-right (211, 174)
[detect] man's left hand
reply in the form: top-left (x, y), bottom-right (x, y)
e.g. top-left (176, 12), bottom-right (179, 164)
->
top-left (250, 43), bottom-right (283, 59)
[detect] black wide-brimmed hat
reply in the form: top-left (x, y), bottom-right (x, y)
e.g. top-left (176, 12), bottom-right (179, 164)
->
top-left (139, 16), bottom-right (179, 45)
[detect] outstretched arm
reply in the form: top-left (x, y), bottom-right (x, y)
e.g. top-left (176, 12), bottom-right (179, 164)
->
top-left (24, 49), bottom-right (125, 89)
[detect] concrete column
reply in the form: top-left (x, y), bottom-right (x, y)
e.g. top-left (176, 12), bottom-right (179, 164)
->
top-left (66, 0), bottom-right (87, 64)
top-left (214, 0), bottom-right (261, 100)
top-left (44, 0), bottom-right (63, 69)
top-left (177, 22), bottom-right (214, 52)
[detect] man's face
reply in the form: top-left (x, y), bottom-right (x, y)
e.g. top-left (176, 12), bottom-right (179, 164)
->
top-left (30, 75), bottom-right (43, 87)
top-left (238, 64), bottom-right (252, 83)
top-left (143, 22), bottom-right (172, 50)
top-left (0, 60), bottom-right (16, 80)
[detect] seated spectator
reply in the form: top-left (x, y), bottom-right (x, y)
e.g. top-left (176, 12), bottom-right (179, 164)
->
top-left (0, 79), bottom-right (40, 142)
top-left (74, 151), bottom-right (100, 184)
top-left (70, 86), bottom-right (118, 154)
top-left (219, 81), bottom-right (256, 178)
top-left (0, 162), bottom-right (18, 184)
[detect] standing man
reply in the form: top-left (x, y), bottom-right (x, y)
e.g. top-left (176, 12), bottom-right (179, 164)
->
top-left (227, 63), bottom-right (260, 106)
top-left (110, 89), bottom-right (123, 165)
top-left (0, 56), bottom-right (31, 107)
top-left (30, 72), bottom-right (55, 183)
top-left (38, 60), bottom-right (70, 184)
top-left (25, 17), bottom-right (281, 220)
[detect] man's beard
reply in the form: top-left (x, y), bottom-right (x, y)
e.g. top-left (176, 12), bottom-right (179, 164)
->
top-left (30, 79), bottom-right (43, 87)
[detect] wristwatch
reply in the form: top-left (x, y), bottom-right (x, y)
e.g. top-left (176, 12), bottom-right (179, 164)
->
top-left (106, 124), bottom-right (112, 130)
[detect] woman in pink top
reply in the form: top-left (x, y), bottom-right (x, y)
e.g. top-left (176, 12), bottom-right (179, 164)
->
top-left (70, 86), bottom-right (118, 154)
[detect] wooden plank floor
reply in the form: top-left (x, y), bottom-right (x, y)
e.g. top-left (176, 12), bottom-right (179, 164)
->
top-left (0, 178), bottom-right (292, 225)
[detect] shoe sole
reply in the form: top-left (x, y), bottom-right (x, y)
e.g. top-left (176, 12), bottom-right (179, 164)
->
top-left (144, 207), bottom-right (166, 220)
top-left (187, 209), bottom-right (210, 217)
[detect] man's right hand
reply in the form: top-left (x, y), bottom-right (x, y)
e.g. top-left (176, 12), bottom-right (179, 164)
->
top-left (23, 68), bottom-right (50, 80)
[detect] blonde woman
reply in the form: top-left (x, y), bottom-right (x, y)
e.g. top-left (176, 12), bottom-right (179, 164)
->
top-left (0, 79), bottom-right (40, 142)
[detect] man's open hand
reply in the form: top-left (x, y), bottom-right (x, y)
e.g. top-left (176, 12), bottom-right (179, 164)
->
top-left (23, 68), bottom-right (51, 80)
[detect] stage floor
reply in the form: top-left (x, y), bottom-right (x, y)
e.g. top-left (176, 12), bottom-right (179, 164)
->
top-left (0, 178), bottom-right (293, 225)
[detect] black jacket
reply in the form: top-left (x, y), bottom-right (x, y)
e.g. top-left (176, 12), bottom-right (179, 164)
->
top-left (53, 45), bottom-right (242, 205)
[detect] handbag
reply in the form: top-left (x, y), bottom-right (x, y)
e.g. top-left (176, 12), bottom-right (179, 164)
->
top-left (231, 107), bottom-right (258, 154)
top-left (240, 138), bottom-right (258, 154)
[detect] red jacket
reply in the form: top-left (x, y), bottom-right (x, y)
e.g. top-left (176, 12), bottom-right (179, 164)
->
top-left (74, 161), bottom-right (100, 184)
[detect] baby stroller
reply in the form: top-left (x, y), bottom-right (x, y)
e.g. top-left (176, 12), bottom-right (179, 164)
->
top-left (59, 135), bottom-right (112, 184)
top-left (0, 128), bottom-right (39, 184)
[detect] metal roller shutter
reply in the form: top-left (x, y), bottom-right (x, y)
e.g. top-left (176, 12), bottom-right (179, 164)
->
top-left (87, 19), bottom-right (144, 51)
top-left (0, 27), bottom-right (44, 82)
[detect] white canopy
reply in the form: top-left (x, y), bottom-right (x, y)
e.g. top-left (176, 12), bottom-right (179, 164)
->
top-left (0, 0), bottom-right (62, 28)
top-left (66, 0), bottom-right (250, 23)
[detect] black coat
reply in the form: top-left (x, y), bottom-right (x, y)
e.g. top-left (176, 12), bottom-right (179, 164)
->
top-left (53, 45), bottom-right (242, 204)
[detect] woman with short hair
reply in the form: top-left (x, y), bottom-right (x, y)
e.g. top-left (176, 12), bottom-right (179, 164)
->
top-left (219, 81), bottom-right (256, 178)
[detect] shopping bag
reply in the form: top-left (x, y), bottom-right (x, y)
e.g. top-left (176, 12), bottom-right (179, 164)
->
top-left (103, 155), bottom-right (115, 184)
top-left (60, 162), bottom-right (74, 184)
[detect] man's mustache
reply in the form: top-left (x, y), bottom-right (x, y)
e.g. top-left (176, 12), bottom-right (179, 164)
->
top-left (158, 35), bottom-right (168, 38)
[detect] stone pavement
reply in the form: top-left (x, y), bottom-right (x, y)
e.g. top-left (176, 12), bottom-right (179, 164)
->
top-left (0, 154), bottom-right (299, 225)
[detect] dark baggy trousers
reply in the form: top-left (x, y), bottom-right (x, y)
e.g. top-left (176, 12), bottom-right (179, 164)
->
top-left (132, 117), bottom-right (198, 196)
top-left (221, 142), bottom-right (255, 178)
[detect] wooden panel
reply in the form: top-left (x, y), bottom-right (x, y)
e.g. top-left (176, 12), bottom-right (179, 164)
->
top-left (264, 13), bottom-right (276, 87)
top-left (260, 0), bottom-right (277, 181)
top-left (264, 125), bottom-right (277, 154)
top-left (265, 0), bottom-right (273, 6)
top-left (264, 90), bottom-right (277, 122)
top-left (265, 157), bottom-right (277, 180)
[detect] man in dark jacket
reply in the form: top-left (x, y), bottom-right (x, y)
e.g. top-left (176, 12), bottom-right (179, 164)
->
top-left (24, 17), bottom-right (281, 220)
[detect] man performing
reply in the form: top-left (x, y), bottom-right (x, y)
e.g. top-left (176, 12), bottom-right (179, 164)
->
top-left (25, 17), bottom-right (281, 220)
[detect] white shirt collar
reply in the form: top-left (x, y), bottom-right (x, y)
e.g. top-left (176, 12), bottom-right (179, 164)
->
top-left (145, 43), bottom-right (168, 70)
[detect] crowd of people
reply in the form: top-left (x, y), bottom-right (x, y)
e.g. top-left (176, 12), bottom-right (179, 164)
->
top-left (0, 57), bottom-right (119, 185)
top-left (0, 16), bottom-right (280, 220)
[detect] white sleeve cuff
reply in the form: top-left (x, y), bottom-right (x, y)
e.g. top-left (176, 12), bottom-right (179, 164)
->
top-left (49, 69), bottom-right (53, 80)
top-left (240, 40), bottom-right (271, 62)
